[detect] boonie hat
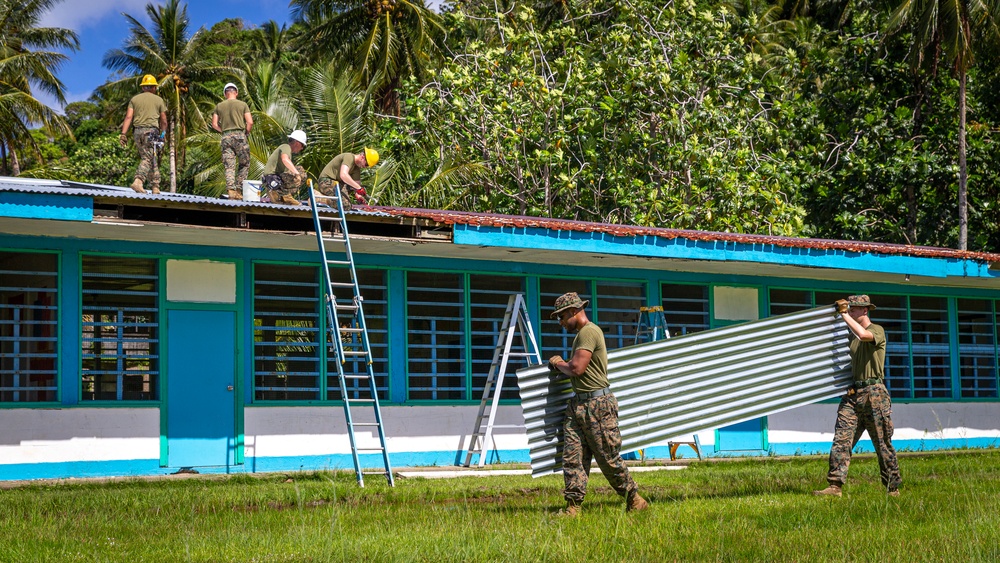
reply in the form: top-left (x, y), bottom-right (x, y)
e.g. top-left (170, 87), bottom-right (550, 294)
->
top-left (223, 82), bottom-right (238, 94)
top-left (847, 294), bottom-right (876, 310)
top-left (550, 292), bottom-right (589, 319)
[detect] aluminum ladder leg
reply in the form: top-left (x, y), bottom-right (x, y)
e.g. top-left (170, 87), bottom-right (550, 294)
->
top-left (634, 305), bottom-right (670, 345)
top-left (309, 187), bottom-right (394, 487)
top-left (462, 294), bottom-right (541, 467)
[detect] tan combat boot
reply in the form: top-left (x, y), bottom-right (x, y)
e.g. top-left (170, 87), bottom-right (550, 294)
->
top-left (227, 188), bottom-right (243, 200)
top-left (129, 178), bottom-right (146, 194)
top-left (627, 492), bottom-right (649, 512)
top-left (280, 193), bottom-right (305, 206)
top-left (557, 503), bottom-right (581, 517)
top-left (888, 488), bottom-right (900, 497)
top-left (151, 186), bottom-right (160, 195)
top-left (812, 484), bottom-right (842, 497)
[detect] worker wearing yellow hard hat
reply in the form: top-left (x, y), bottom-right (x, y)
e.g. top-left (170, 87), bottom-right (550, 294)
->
top-left (119, 74), bottom-right (167, 194)
top-left (314, 147), bottom-right (380, 210)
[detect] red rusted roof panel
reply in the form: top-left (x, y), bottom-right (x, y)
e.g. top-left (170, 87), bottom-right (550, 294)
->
top-left (370, 205), bottom-right (1000, 263)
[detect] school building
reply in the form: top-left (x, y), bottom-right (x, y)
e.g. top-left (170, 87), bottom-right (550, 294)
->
top-left (1, 176), bottom-right (998, 481)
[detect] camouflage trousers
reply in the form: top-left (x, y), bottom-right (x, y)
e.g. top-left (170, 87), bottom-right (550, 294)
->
top-left (133, 127), bottom-right (161, 189)
top-left (562, 393), bottom-right (637, 505)
top-left (316, 177), bottom-right (353, 210)
top-left (220, 131), bottom-right (250, 193)
top-left (264, 165), bottom-right (306, 197)
top-left (826, 383), bottom-right (902, 490)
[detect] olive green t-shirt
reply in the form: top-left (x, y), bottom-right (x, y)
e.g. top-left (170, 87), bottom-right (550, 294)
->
top-left (263, 144), bottom-right (292, 175)
top-left (849, 322), bottom-right (886, 381)
top-left (319, 152), bottom-right (361, 183)
top-left (128, 92), bottom-right (167, 128)
top-left (212, 99), bottom-right (250, 131)
top-left (570, 321), bottom-right (609, 393)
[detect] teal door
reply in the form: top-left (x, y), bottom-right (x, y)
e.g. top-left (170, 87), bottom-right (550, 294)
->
top-left (717, 418), bottom-right (768, 452)
top-left (166, 310), bottom-right (237, 468)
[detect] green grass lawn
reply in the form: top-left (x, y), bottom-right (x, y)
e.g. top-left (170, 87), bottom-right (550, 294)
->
top-left (1, 450), bottom-right (998, 562)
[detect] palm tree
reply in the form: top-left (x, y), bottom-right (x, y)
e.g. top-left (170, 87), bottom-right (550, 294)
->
top-left (289, 0), bottom-right (445, 115)
top-left (0, 0), bottom-right (78, 175)
top-left (887, 0), bottom-right (1000, 250)
top-left (101, 0), bottom-right (235, 192)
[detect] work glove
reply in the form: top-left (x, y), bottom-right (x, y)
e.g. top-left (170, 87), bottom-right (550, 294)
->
top-left (835, 299), bottom-right (849, 314)
top-left (355, 186), bottom-right (368, 204)
top-left (118, 133), bottom-right (128, 148)
top-left (159, 131), bottom-right (166, 141)
top-left (548, 355), bottom-right (564, 377)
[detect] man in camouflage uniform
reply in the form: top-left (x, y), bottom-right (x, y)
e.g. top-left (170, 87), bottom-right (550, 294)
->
top-left (315, 148), bottom-right (378, 210)
top-left (261, 130), bottom-right (307, 206)
top-left (119, 74), bottom-right (167, 194)
top-left (211, 83), bottom-right (253, 200)
top-left (548, 292), bottom-right (649, 516)
top-left (814, 294), bottom-right (902, 498)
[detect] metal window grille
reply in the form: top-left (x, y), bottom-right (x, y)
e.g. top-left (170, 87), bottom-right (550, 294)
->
top-left (909, 295), bottom-right (951, 398)
top-left (661, 283), bottom-right (709, 336)
top-left (469, 275), bottom-right (527, 401)
top-left (81, 255), bottom-right (158, 401)
top-left (407, 272), bottom-right (465, 400)
top-left (1, 251), bottom-right (58, 403)
top-left (539, 278), bottom-right (590, 361)
top-left (768, 288), bottom-right (813, 316)
top-left (326, 268), bottom-right (389, 401)
top-left (253, 263), bottom-right (321, 401)
top-left (595, 281), bottom-right (645, 350)
top-left (957, 298), bottom-right (998, 398)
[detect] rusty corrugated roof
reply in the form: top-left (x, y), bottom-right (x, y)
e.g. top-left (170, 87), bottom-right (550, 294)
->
top-left (370, 205), bottom-right (1000, 264)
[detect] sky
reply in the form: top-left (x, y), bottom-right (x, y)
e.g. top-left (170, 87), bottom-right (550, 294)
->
top-left (38, 0), bottom-right (294, 111)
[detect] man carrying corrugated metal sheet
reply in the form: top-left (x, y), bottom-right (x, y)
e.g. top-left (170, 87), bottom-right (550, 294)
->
top-left (814, 295), bottom-right (902, 498)
top-left (547, 292), bottom-right (649, 516)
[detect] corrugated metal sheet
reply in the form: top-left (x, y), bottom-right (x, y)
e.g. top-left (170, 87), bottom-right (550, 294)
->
top-left (516, 305), bottom-right (852, 477)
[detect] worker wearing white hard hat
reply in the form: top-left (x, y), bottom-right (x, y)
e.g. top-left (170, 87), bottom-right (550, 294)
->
top-left (261, 130), bottom-right (308, 205)
top-left (211, 81), bottom-right (253, 200)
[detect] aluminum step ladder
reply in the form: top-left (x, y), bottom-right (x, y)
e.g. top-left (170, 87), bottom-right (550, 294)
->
top-left (462, 294), bottom-right (541, 467)
top-left (309, 186), bottom-right (394, 487)
top-left (634, 305), bottom-right (670, 345)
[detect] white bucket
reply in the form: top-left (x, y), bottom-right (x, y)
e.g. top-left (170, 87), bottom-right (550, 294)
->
top-left (243, 180), bottom-right (261, 202)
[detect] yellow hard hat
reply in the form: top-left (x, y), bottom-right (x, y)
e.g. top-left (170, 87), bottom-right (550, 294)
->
top-left (364, 147), bottom-right (379, 167)
top-left (140, 74), bottom-right (157, 87)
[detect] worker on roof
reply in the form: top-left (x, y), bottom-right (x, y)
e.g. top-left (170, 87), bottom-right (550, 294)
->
top-left (547, 292), bottom-right (649, 517)
top-left (211, 82), bottom-right (253, 200)
top-left (119, 74), bottom-right (167, 195)
top-left (314, 148), bottom-right (379, 210)
top-left (814, 294), bottom-right (902, 498)
top-left (261, 130), bottom-right (307, 206)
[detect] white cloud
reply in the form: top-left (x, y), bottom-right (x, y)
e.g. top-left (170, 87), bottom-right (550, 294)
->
top-left (40, 0), bottom-right (149, 32)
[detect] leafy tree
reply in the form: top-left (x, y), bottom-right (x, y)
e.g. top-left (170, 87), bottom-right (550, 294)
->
top-left (0, 0), bottom-right (78, 174)
top-left (290, 0), bottom-right (445, 114)
top-left (886, 0), bottom-right (1000, 249)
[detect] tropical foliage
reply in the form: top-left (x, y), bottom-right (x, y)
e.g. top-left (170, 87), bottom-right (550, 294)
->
top-left (13, 0), bottom-right (1000, 251)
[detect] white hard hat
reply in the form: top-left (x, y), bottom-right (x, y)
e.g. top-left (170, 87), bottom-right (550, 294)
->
top-left (288, 129), bottom-right (307, 146)
top-left (223, 82), bottom-right (238, 94)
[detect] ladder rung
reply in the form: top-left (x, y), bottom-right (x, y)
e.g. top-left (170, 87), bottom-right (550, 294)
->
top-left (325, 259), bottom-right (352, 266)
top-left (327, 281), bottom-right (355, 288)
top-left (335, 305), bottom-right (359, 311)
top-left (346, 398), bottom-right (376, 404)
top-left (343, 374), bottom-right (371, 380)
top-left (357, 447), bottom-right (385, 452)
top-left (352, 422), bottom-right (382, 427)
top-left (342, 351), bottom-right (368, 356)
